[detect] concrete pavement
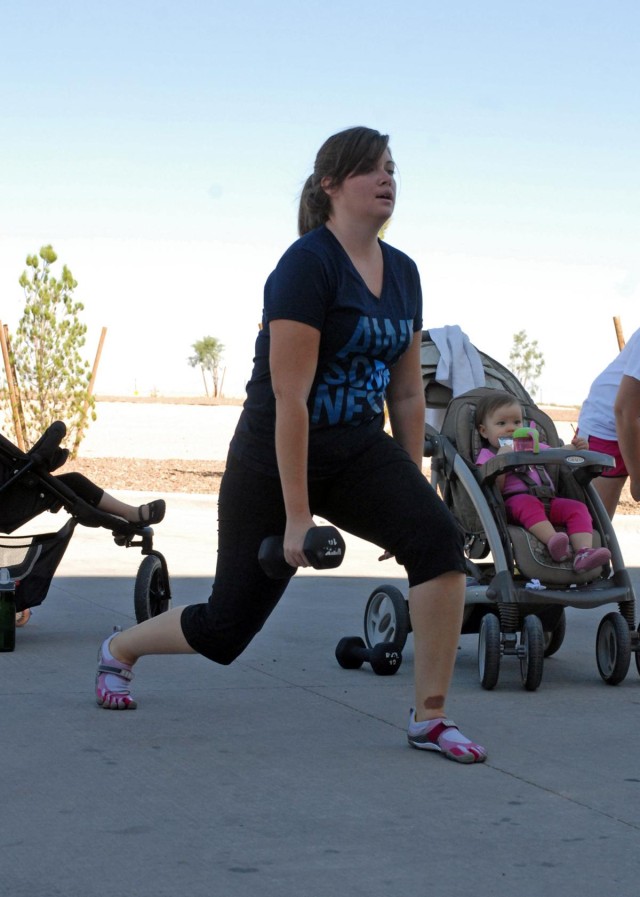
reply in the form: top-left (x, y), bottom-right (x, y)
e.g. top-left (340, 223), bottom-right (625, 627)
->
top-left (3, 403), bottom-right (640, 897)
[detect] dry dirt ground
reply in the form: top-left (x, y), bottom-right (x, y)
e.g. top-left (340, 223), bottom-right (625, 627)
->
top-left (63, 403), bottom-right (639, 514)
top-left (65, 456), bottom-right (226, 494)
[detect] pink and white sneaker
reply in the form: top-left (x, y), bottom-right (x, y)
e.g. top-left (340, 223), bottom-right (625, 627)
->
top-left (407, 712), bottom-right (487, 763)
top-left (95, 631), bottom-right (137, 710)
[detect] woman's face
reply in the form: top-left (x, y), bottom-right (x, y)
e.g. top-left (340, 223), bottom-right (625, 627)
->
top-left (323, 148), bottom-right (396, 226)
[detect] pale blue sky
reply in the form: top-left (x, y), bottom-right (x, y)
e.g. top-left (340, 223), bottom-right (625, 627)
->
top-left (1, 0), bottom-right (638, 403)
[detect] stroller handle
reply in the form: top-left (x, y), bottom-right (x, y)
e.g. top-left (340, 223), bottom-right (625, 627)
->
top-left (27, 421), bottom-right (67, 470)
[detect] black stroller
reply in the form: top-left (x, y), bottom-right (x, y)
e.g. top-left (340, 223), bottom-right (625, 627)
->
top-left (359, 332), bottom-right (638, 690)
top-left (0, 421), bottom-right (171, 636)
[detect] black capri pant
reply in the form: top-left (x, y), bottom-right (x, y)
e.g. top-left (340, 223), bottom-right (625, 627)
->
top-left (180, 431), bottom-right (466, 664)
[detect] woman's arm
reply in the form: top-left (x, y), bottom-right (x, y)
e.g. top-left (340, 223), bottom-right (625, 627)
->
top-left (615, 374), bottom-right (640, 501)
top-left (269, 318), bottom-right (321, 567)
top-left (385, 331), bottom-right (426, 467)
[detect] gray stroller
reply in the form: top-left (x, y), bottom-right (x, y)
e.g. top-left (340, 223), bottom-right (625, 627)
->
top-left (359, 332), bottom-right (638, 690)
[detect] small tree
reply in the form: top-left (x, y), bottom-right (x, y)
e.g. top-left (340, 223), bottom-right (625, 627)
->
top-left (509, 330), bottom-right (545, 397)
top-left (8, 245), bottom-right (95, 451)
top-left (189, 336), bottom-right (225, 397)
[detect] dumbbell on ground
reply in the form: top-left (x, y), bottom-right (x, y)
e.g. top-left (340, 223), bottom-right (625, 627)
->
top-left (258, 525), bottom-right (346, 579)
top-left (335, 636), bottom-right (402, 676)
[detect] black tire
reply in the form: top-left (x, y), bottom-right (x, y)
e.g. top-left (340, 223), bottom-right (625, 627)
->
top-left (543, 609), bottom-right (567, 658)
top-left (520, 615), bottom-right (544, 691)
top-left (478, 613), bottom-right (501, 690)
top-left (134, 554), bottom-right (171, 623)
top-left (636, 625), bottom-right (640, 677)
top-left (363, 584), bottom-right (410, 651)
top-left (596, 612), bottom-right (631, 685)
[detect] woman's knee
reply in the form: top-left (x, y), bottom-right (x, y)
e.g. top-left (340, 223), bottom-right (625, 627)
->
top-left (180, 574), bottom-right (288, 665)
top-left (180, 604), bottom-right (261, 665)
top-left (399, 517), bottom-right (467, 587)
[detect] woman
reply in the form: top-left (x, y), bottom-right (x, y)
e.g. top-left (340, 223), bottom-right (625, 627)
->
top-left (578, 327), bottom-right (640, 518)
top-left (95, 126), bottom-right (487, 763)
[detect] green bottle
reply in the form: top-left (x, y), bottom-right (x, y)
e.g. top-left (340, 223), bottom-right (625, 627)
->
top-left (0, 567), bottom-right (16, 653)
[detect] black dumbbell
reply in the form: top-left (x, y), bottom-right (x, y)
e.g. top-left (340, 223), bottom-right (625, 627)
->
top-left (258, 525), bottom-right (346, 579)
top-left (335, 636), bottom-right (402, 676)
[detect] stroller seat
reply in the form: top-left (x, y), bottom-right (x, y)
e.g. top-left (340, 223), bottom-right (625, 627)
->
top-left (441, 387), bottom-right (606, 587)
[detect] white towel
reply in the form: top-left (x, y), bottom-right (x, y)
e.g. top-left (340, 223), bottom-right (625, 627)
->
top-left (429, 325), bottom-right (485, 396)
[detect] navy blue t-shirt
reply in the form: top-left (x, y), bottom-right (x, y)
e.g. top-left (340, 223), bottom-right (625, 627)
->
top-left (230, 226), bottom-right (423, 476)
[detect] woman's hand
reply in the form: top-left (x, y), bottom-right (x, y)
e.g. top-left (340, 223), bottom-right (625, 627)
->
top-left (283, 514), bottom-right (316, 568)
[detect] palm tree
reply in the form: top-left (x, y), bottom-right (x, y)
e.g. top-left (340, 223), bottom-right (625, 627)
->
top-left (188, 336), bottom-right (225, 397)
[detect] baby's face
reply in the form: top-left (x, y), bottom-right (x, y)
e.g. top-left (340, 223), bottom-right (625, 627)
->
top-left (478, 402), bottom-right (523, 447)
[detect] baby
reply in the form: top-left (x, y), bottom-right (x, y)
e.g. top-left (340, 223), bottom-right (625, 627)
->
top-left (475, 391), bottom-right (611, 573)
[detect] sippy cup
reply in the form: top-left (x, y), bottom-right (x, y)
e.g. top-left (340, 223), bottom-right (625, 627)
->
top-left (512, 423), bottom-right (540, 453)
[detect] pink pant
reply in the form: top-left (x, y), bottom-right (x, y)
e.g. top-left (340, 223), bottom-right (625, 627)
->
top-left (504, 493), bottom-right (592, 534)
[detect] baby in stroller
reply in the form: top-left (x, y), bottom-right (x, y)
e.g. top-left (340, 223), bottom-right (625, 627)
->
top-left (474, 390), bottom-right (611, 574)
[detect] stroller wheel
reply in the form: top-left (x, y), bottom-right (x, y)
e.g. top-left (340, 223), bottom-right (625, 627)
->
top-left (596, 612), bottom-right (631, 685)
top-left (134, 554), bottom-right (171, 623)
top-left (543, 609), bottom-right (567, 658)
top-left (363, 584), bottom-right (410, 651)
top-left (519, 615), bottom-right (544, 691)
top-left (478, 613), bottom-right (501, 690)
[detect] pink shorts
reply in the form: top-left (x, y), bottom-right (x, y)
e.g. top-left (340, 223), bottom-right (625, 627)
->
top-left (587, 435), bottom-right (627, 478)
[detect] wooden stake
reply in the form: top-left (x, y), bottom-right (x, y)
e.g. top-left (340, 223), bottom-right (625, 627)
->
top-left (4, 325), bottom-right (26, 440)
top-left (0, 321), bottom-right (25, 450)
top-left (72, 326), bottom-right (107, 457)
top-left (614, 316), bottom-right (626, 351)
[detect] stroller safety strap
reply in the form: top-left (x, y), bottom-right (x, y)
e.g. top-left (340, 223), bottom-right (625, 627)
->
top-left (506, 466), bottom-right (556, 505)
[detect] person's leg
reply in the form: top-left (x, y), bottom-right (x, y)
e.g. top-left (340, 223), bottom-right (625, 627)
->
top-left (179, 455), bottom-right (291, 664)
top-left (57, 472), bottom-right (165, 524)
top-left (406, 572), bottom-right (486, 761)
top-left (505, 494), bottom-right (569, 561)
top-left (106, 607), bottom-right (194, 666)
top-left (407, 571), bottom-right (465, 721)
top-left (592, 476), bottom-right (626, 519)
top-left (585, 435), bottom-right (628, 519)
top-left (98, 494), bottom-right (165, 524)
top-left (96, 610), bottom-right (194, 709)
top-left (97, 455), bottom-right (290, 708)
top-left (549, 498), bottom-right (612, 572)
top-left (550, 498), bottom-right (593, 552)
top-left (528, 520), bottom-right (559, 544)
top-left (312, 434), bottom-right (486, 762)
